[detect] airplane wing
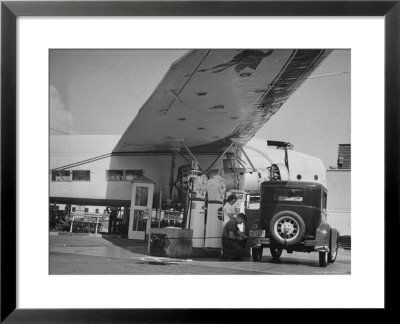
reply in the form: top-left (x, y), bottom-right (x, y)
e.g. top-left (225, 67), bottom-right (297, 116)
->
top-left (113, 49), bottom-right (332, 154)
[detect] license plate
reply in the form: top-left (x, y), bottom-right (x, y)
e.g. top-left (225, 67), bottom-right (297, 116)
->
top-left (249, 230), bottom-right (265, 238)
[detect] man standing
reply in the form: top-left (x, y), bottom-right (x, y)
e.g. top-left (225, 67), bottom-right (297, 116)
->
top-left (107, 207), bottom-right (120, 234)
top-left (337, 154), bottom-right (344, 169)
top-left (221, 213), bottom-right (248, 260)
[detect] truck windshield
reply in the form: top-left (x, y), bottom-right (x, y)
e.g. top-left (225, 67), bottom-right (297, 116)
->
top-left (246, 195), bottom-right (260, 210)
top-left (274, 188), bottom-right (304, 202)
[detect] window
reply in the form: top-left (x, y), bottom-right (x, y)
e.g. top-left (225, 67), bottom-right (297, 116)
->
top-left (133, 210), bottom-right (146, 230)
top-left (84, 208), bottom-right (89, 213)
top-left (274, 189), bottom-right (304, 202)
top-left (72, 170), bottom-right (90, 181)
top-left (246, 195), bottom-right (260, 210)
top-left (135, 186), bottom-right (149, 206)
top-left (107, 170), bottom-right (124, 181)
top-left (72, 207), bottom-right (76, 212)
top-left (106, 169), bottom-right (143, 181)
top-left (322, 191), bottom-right (327, 211)
top-left (51, 170), bottom-right (71, 181)
top-left (125, 170), bottom-right (143, 181)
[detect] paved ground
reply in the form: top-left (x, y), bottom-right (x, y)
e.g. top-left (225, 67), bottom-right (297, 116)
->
top-left (49, 235), bottom-right (351, 275)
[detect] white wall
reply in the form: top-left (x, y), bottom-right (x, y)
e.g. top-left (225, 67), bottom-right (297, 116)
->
top-left (326, 169), bottom-right (351, 235)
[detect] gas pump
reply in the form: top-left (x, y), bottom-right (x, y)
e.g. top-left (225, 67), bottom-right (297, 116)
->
top-left (186, 162), bottom-right (208, 248)
top-left (205, 175), bottom-right (226, 248)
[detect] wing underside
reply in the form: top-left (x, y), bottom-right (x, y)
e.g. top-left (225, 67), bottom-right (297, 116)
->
top-left (113, 49), bottom-right (332, 154)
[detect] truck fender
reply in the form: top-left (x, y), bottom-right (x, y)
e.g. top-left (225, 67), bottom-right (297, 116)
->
top-left (329, 228), bottom-right (339, 252)
top-left (315, 222), bottom-right (331, 252)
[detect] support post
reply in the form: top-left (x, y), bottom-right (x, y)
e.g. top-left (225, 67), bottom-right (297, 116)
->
top-left (181, 142), bottom-right (207, 175)
top-left (169, 153), bottom-right (175, 198)
top-left (284, 144), bottom-right (290, 172)
top-left (95, 216), bottom-right (99, 235)
top-left (69, 215), bottom-right (74, 233)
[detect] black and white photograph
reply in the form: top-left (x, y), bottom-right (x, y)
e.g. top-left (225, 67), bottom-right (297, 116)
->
top-left (49, 49), bottom-right (351, 275)
top-left (2, 1), bottom-right (395, 317)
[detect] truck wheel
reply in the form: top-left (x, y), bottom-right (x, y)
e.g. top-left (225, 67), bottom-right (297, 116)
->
top-left (328, 244), bottom-right (338, 263)
top-left (269, 211), bottom-right (306, 246)
top-left (252, 247), bottom-right (263, 262)
top-left (319, 251), bottom-right (328, 267)
top-left (270, 247), bottom-right (283, 259)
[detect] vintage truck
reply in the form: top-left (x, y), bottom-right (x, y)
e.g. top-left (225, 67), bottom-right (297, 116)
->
top-left (246, 181), bottom-right (339, 267)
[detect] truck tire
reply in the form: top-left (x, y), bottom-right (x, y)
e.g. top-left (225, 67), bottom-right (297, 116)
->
top-left (252, 247), bottom-right (263, 262)
top-left (270, 247), bottom-right (283, 259)
top-left (269, 211), bottom-right (306, 246)
top-left (319, 251), bottom-right (328, 267)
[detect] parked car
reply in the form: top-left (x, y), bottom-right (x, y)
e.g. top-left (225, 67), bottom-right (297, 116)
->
top-left (247, 181), bottom-right (338, 267)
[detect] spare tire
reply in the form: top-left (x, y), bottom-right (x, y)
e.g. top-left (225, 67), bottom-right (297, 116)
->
top-left (269, 211), bottom-right (306, 246)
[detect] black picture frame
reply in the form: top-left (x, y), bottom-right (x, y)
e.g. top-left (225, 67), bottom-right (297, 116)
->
top-left (1, 0), bottom-right (398, 322)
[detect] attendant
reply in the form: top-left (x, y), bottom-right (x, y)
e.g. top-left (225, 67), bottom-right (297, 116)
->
top-left (221, 213), bottom-right (248, 260)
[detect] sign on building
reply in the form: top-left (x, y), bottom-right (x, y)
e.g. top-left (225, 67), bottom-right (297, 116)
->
top-left (75, 205), bottom-right (85, 215)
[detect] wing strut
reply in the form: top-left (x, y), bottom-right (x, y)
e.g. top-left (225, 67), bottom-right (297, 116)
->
top-left (179, 140), bottom-right (259, 178)
top-left (237, 145), bottom-right (257, 172)
top-left (205, 142), bottom-right (235, 173)
top-left (234, 155), bottom-right (247, 168)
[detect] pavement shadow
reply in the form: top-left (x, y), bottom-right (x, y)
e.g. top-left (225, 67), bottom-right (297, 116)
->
top-left (101, 235), bottom-right (149, 255)
top-left (259, 256), bottom-right (321, 268)
top-left (101, 236), bottom-right (226, 261)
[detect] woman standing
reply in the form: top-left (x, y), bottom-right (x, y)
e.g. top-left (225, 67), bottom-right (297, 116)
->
top-left (222, 194), bottom-right (237, 229)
